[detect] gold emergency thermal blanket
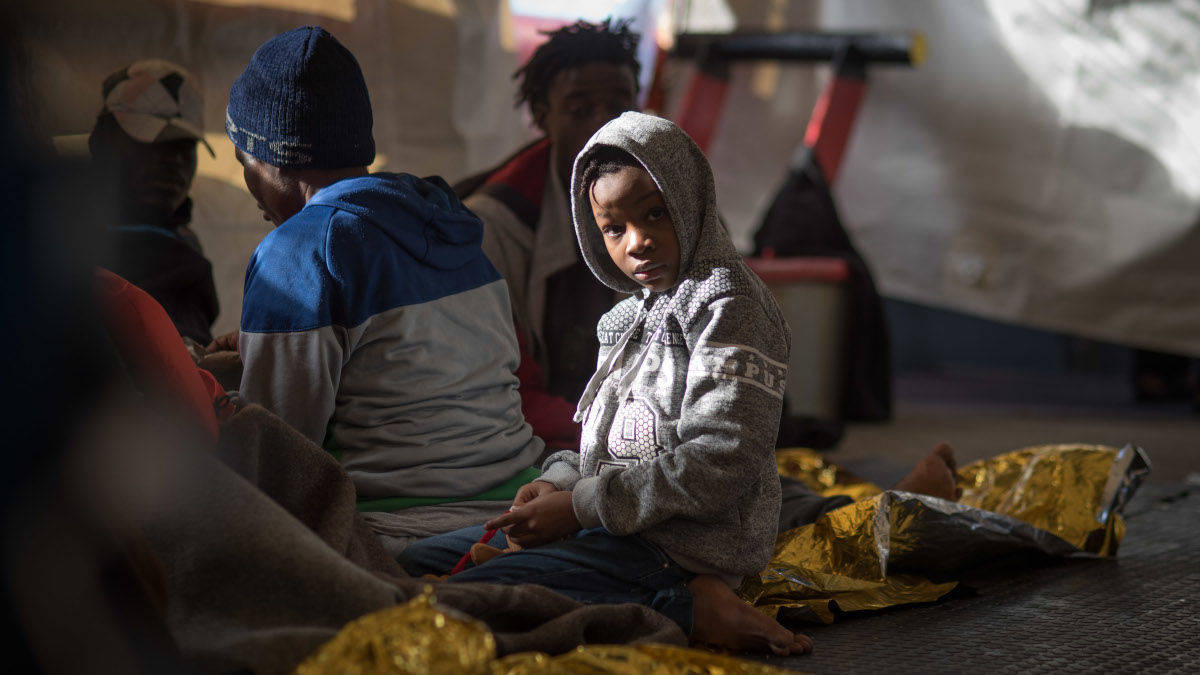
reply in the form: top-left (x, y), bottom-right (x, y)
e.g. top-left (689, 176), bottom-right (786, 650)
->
top-left (295, 443), bottom-right (1148, 672)
top-left (743, 444), bottom-right (1149, 623)
top-left (295, 589), bottom-right (794, 675)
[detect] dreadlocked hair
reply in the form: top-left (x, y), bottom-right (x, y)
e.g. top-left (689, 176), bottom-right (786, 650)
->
top-left (580, 145), bottom-right (644, 196)
top-left (513, 18), bottom-right (641, 109)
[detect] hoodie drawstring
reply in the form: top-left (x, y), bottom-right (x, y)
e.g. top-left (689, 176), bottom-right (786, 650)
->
top-left (613, 323), bottom-right (662, 405)
top-left (573, 300), bottom-right (648, 423)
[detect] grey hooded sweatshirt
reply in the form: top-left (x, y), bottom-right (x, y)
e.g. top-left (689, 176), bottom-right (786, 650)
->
top-left (539, 112), bottom-right (789, 580)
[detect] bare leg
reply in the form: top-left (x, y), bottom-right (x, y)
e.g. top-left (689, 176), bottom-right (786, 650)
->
top-left (688, 575), bottom-right (814, 656)
top-left (892, 442), bottom-right (962, 500)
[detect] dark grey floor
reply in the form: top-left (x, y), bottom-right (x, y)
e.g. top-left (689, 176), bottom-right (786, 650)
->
top-left (751, 484), bottom-right (1200, 673)
top-left (832, 370), bottom-right (1200, 490)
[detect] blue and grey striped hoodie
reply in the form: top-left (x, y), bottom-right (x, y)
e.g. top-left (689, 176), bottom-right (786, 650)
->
top-left (238, 172), bottom-right (543, 501)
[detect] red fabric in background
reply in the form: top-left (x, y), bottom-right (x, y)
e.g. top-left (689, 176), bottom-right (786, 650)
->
top-left (95, 267), bottom-right (224, 442)
top-left (514, 328), bottom-right (580, 450)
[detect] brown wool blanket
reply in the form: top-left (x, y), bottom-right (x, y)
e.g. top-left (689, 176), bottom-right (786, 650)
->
top-left (141, 404), bottom-right (683, 674)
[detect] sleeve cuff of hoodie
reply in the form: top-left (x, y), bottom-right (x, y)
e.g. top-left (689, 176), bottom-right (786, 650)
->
top-left (570, 476), bottom-right (604, 529)
top-left (539, 461), bottom-right (581, 491)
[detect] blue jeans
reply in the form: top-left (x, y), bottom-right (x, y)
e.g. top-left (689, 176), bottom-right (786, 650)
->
top-left (400, 525), bottom-right (696, 634)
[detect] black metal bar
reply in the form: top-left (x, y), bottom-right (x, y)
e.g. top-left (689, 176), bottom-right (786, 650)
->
top-left (672, 31), bottom-right (922, 66)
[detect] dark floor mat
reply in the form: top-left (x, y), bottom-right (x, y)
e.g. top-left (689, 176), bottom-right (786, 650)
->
top-left (752, 484), bottom-right (1200, 673)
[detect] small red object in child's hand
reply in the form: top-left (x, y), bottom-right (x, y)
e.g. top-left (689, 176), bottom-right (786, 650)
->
top-left (450, 528), bottom-right (498, 575)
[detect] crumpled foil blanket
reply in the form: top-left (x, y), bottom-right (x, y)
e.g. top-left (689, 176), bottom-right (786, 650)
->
top-left (294, 589), bottom-right (793, 675)
top-left (744, 443), bottom-right (1150, 623)
top-left (295, 443), bottom-right (1148, 673)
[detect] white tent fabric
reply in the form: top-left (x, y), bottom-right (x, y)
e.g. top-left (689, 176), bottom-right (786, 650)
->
top-left (823, 0), bottom-right (1200, 355)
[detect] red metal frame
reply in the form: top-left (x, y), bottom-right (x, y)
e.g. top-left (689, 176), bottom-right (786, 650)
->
top-left (664, 46), bottom-right (872, 185)
top-left (802, 68), bottom-right (866, 184)
top-left (744, 256), bottom-right (850, 284)
top-left (672, 68), bottom-right (731, 152)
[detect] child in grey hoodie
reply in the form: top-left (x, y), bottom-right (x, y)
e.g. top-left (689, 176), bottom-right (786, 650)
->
top-left (546, 110), bottom-right (792, 582)
top-left (403, 112), bottom-right (823, 655)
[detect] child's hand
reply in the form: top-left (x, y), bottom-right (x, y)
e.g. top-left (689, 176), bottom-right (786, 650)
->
top-left (486, 491), bottom-right (580, 548)
top-left (512, 480), bottom-right (558, 508)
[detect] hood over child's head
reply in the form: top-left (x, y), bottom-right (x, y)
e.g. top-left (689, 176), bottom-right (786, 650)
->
top-left (571, 112), bottom-right (740, 295)
top-left (579, 145), bottom-right (681, 292)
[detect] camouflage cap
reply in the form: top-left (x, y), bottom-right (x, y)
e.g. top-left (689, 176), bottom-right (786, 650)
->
top-left (100, 59), bottom-right (215, 157)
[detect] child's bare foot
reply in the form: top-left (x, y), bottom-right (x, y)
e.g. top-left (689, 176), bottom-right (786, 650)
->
top-left (892, 442), bottom-right (962, 501)
top-left (688, 575), bottom-right (813, 656)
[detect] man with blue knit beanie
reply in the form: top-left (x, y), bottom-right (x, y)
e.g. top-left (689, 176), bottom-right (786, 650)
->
top-left (226, 26), bottom-right (544, 554)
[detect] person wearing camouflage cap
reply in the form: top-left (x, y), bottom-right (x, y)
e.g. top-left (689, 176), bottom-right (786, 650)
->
top-left (90, 59), bottom-right (219, 345)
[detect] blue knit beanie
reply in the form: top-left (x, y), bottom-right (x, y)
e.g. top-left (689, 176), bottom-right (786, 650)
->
top-left (226, 26), bottom-right (375, 169)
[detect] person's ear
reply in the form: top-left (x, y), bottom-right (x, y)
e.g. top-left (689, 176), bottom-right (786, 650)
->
top-left (531, 101), bottom-right (549, 133)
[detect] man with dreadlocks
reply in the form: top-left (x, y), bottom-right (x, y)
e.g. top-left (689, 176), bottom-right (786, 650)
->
top-left (455, 19), bottom-right (640, 449)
